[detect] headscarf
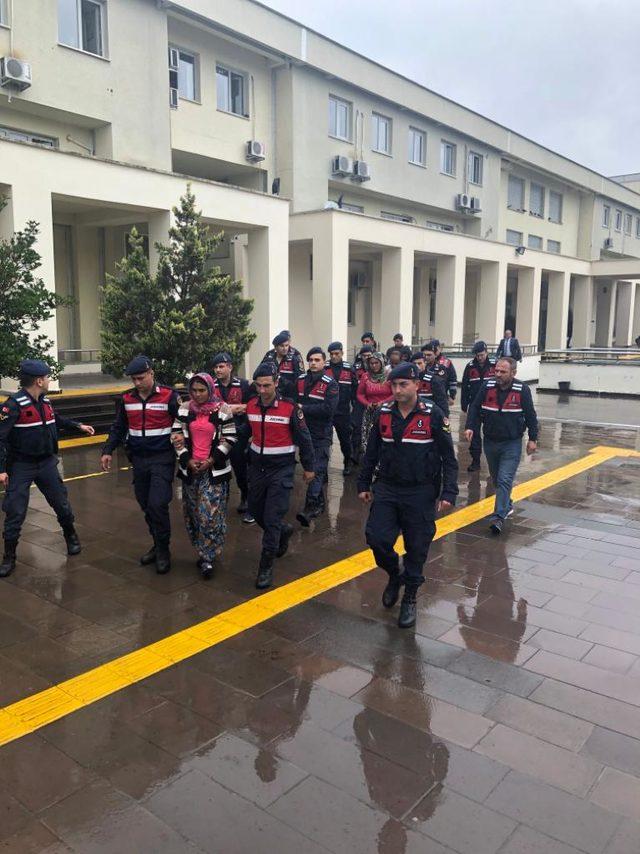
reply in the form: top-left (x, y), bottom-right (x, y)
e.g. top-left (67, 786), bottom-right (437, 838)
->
top-left (188, 372), bottom-right (221, 416)
top-left (367, 351), bottom-right (387, 383)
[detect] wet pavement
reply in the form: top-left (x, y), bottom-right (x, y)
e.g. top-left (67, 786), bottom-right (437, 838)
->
top-left (1, 399), bottom-right (640, 853)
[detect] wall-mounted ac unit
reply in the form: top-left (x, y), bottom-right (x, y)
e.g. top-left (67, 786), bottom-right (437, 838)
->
top-left (604, 237), bottom-right (614, 249)
top-left (470, 196), bottom-right (482, 213)
top-left (456, 193), bottom-right (471, 211)
top-left (331, 155), bottom-right (353, 177)
top-left (352, 160), bottom-right (371, 182)
top-left (246, 140), bottom-right (266, 162)
top-left (0, 57), bottom-right (32, 91)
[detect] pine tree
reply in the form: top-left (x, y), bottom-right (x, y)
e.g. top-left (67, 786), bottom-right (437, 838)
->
top-left (100, 187), bottom-right (256, 384)
top-left (0, 197), bottom-right (70, 379)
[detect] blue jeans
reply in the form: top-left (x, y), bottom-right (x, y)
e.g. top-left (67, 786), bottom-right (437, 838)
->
top-left (483, 437), bottom-right (522, 520)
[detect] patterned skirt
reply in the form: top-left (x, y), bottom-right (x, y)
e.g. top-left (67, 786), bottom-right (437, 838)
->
top-left (361, 405), bottom-right (378, 456)
top-left (182, 475), bottom-right (230, 563)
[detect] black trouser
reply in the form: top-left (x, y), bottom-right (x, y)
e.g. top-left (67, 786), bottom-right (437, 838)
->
top-left (247, 462), bottom-right (294, 554)
top-left (470, 428), bottom-right (482, 463)
top-left (230, 441), bottom-right (249, 500)
top-left (365, 481), bottom-right (436, 588)
top-left (2, 456), bottom-right (74, 541)
top-left (306, 443), bottom-right (330, 506)
top-left (351, 401), bottom-right (364, 458)
top-left (333, 413), bottom-right (352, 461)
top-left (131, 452), bottom-right (175, 548)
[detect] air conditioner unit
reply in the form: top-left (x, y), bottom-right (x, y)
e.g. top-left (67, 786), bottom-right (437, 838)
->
top-left (246, 140), bottom-right (266, 162)
top-left (0, 57), bottom-right (32, 91)
top-left (352, 160), bottom-right (371, 182)
top-left (470, 196), bottom-right (482, 213)
top-left (169, 87), bottom-right (178, 109)
top-left (604, 237), bottom-right (614, 249)
top-left (331, 155), bottom-right (353, 177)
top-left (456, 193), bottom-right (471, 211)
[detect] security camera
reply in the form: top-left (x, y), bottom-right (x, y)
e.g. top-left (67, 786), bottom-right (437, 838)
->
top-left (515, 245), bottom-right (526, 256)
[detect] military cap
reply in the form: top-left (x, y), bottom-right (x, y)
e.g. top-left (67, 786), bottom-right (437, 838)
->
top-left (389, 362), bottom-right (420, 381)
top-left (472, 340), bottom-right (488, 354)
top-left (306, 346), bottom-right (325, 360)
top-left (410, 351), bottom-right (424, 362)
top-left (19, 359), bottom-right (51, 377)
top-left (327, 341), bottom-right (343, 352)
top-left (431, 339), bottom-right (441, 349)
top-left (421, 340), bottom-right (438, 353)
top-left (359, 344), bottom-right (374, 354)
top-left (279, 329), bottom-right (291, 338)
top-left (253, 362), bottom-right (278, 380)
top-left (361, 331), bottom-right (374, 341)
top-left (125, 355), bottom-right (153, 375)
top-left (212, 352), bottom-right (233, 365)
top-left (272, 332), bottom-right (289, 346)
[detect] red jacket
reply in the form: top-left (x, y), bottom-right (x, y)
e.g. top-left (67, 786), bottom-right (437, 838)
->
top-left (357, 375), bottom-right (393, 407)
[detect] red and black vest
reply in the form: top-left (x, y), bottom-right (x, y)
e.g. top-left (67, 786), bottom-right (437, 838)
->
top-left (481, 380), bottom-right (524, 414)
top-left (467, 359), bottom-right (496, 385)
top-left (2, 390), bottom-right (61, 462)
top-left (246, 396), bottom-right (297, 460)
top-left (122, 385), bottom-right (175, 453)
top-left (375, 401), bottom-right (440, 487)
top-left (296, 373), bottom-right (333, 402)
top-left (213, 378), bottom-right (243, 406)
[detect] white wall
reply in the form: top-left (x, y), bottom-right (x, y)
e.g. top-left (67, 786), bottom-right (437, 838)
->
top-left (539, 361), bottom-right (640, 395)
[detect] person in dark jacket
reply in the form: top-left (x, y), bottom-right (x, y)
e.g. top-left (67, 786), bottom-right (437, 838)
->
top-left (465, 357), bottom-right (538, 534)
top-left (262, 331), bottom-right (305, 398)
top-left (410, 352), bottom-right (450, 416)
top-left (386, 333), bottom-right (412, 363)
top-left (461, 341), bottom-right (496, 472)
top-left (327, 341), bottom-right (358, 476)
top-left (0, 359), bottom-right (95, 577)
top-left (295, 347), bottom-right (339, 525)
top-left (172, 373), bottom-right (237, 579)
top-left (100, 355), bottom-right (181, 574)
top-left (422, 340), bottom-right (457, 402)
top-left (495, 330), bottom-right (522, 362)
top-left (358, 361), bottom-right (458, 628)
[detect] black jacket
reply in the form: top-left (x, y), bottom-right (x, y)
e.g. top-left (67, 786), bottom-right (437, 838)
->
top-left (466, 378), bottom-right (538, 442)
top-left (461, 357), bottom-right (496, 412)
top-left (295, 371), bottom-right (339, 445)
top-left (0, 390), bottom-right (80, 472)
top-left (328, 360), bottom-right (358, 416)
top-left (496, 338), bottom-right (522, 362)
top-left (434, 356), bottom-right (458, 399)
top-left (358, 399), bottom-right (458, 510)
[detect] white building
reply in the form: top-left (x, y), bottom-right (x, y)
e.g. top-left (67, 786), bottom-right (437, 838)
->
top-left (1, 0), bottom-right (639, 379)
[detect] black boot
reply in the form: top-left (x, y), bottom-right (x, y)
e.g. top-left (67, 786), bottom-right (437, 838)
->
top-left (296, 500), bottom-right (322, 527)
top-left (398, 587), bottom-right (418, 629)
top-left (0, 539), bottom-right (17, 578)
top-left (155, 546), bottom-right (171, 574)
top-left (256, 551), bottom-right (275, 589)
top-left (277, 524), bottom-right (294, 558)
top-left (199, 560), bottom-right (214, 580)
top-left (382, 572), bottom-right (402, 609)
top-left (62, 525), bottom-right (81, 556)
top-left (140, 545), bottom-right (157, 566)
top-left (343, 457), bottom-right (352, 476)
top-left (467, 459), bottom-right (480, 472)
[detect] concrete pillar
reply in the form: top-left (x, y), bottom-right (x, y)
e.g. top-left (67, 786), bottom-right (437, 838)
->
top-left (416, 265), bottom-right (431, 342)
top-left (245, 223), bottom-right (288, 372)
top-left (595, 280), bottom-right (617, 347)
top-left (614, 281), bottom-right (634, 346)
top-left (476, 260), bottom-right (507, 345)
top-left (545, 270), bottom-right (570, 349)
top-left (515, 266), bottom-right (541, 347)
top-left (147, 210), bottom-right (172, 273)
top-left (311, 215), bottom-right (349, 352)
top-left (435, 254), bottom-right (466, 347)
top-left (571, 275), bottom-right (594, 348)
top-left (379, 244), bottom-right (414, 351)
top-left (632, 283), bottom-right (640, 345)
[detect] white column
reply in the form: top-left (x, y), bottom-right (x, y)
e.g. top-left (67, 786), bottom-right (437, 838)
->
top-left (614, 281), bottom-right (634, 346)
top-left (632, 283), bottom-right (640, 344)
top-left (571, 275), bottom-right (594, 348)
top-left (594, 280), bottom-right (616, 347)
top-left (515, 266), bottom-right (541, 347)
top-left (435, 255), bottom-right (466, 347)
top-left (311, 214), bottom-right (349, 351)
top-left (245, 223), bottom-right (288, 373)
top-left (545, 270), bottom-right (570, 349)
top-left (147, 210), bottom-right (172, 273)
top-left (378, 244), bottom-right (414, 349)
top-left (476, 260), bottom-right (507, 345)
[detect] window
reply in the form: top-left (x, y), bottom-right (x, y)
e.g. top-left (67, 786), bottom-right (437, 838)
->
top-left (468, 151), bottom-right (483, 186)
top-left (549, 190), bottom-right (563, 223)
top-left (329, 95), bottom-right (352, 141)
top-left (0, 0), bottom-right (8, 25)
top-left (636, 217), bottom-right (640, 239)
top-left (527, 234), bottom-right (543, 250)
top-left (216, 65), bottom-right (246, 116)
top-left (408, 127), bottom-right (426, 166)
top-left (381, 211), bottom-right (415, 223)
top-left (372, 113), bottom-right (392, 154)
top-left (335, 201), bottom-right (364, 213)
top-left (440, 140), bottom-right (456, 176)
top-left (624, 213), bottom-right (632, 235)
top-left (177, 50), bottom-right (197, 101)
top-left (506, 229), bottom-right (523, 246)
top-left (547, 239), bottom-right (561, 253)
top-left (426, 220), bottom-right (454, 232)
top-left (507, 175), bottom-right (525, 210)
top-left (615, 209), bottom-right (622, 231)
top-left (0, 126), bottom-right (57, 148)
top-left (530, 182), bottom-right (545, 218)
top-left (603, 205), bottom-right (610, 227)
top-left (58, 0), bottom-right (106, 57)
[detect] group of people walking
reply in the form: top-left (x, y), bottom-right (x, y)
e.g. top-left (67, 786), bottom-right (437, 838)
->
top-left (0, 327), bottom-right (538, 629)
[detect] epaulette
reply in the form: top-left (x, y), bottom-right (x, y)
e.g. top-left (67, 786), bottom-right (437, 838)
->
top-left (419, 399), bottom-right (434, 411)
top-left (342, 361), bottom-right (353, 368)
top-left (321, 374), bottom-right (334, 384)
top-left (512, 381), bottom-right (523, 390)
top-left (380, 402), bottom-right (393, 412)
top-left (486, 379), bottom-right (497, 386)
top-left (11, 394), bottom-right (28, 407)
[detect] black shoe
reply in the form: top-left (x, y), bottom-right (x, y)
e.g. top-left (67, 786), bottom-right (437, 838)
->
top-left (237, 497), bottom-right (248, 514)
top-left (277, 524), bottom-right (294, 558)
top-left (382, 573), bottom-right (402, 609)
top-left (343, 458), bottom-right (352, 476)
top-left (140, 546), bottom-right (157, 566)
top-left (200, 561), bottom-right (214, 580)
top-left (467, 460), bottom-right (480, 472)
top-left (0, 539), bottom-right (17, 578)
top-left (296, 502), bottom-right (321, 527)
top-left (242, 511), bottom-right (256, 525)
top-left (398, 588), bottom-right (418, 629)
top-left (156, 548), bottom-right (171, 574)
top-left (489, 518), bottom-right (503, 535)
top-left (62, 526), bottom-right (81, 556)
top-left (256, 552), bottom-right (275, 589)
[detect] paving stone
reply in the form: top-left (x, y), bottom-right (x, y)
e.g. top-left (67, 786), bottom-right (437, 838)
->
top-left (499, 825), bottom-right (586, 854)
top-left (448, 650), bottom-right (543, 698)
top-left (487, 694), bottom-right (594, 751)
top-left (525, 650), bottom-right (640, 706)
top-left (590, 767), bottom-right (640, 820)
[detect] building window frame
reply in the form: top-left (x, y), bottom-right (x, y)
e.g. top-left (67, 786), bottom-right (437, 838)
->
top-left (0, 125), bottom-right (58, 148)
top-left (328, 94), bottom-right (352, 142)
top-left (548, 190), bottom-right (563, 223)
top-left (547, 239), bottom-right (561, 254)
top-left (440, 140), bottom-right (456, 177)
top-left (614, 209), bottom-right (622, 231)
top-left (372, 112), bottom-right (392, 155)
top-left (624, 213), bottom-right (633, 236)
top-left (216, 64), bottom-right (248, 118)
top-left (506, 229), bottom-right (523, 246)
top-left (507, 175), bottom-right (525, 211)
top-left (468, 150), bottom-right (483, 186)
top-left (0, 0), bottom-right (9, 27)
top-left (408, 127), bottom-right (426, 167)
top-left (527, 234), bottom-right (543, 250)
top-left (636, 217), bottom-right (640, 239)
top-left (58, 0), bottom-right (108, 58)
top-left (334, 200), bottom-right (364, 213)
top-left (381, 211), bottom-right (415, 224)
top-left (602, 205), bottom-right (610, 228)
top-left (169, 46), bottom-right (199, 102)
top-left (426, 220), bottom-right (454, 232)
top-left (529, 182), bottom-right (545, 218)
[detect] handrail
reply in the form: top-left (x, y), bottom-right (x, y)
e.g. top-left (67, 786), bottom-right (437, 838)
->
top-left (58, 349), bottom-right (101, 364)
top-left (541, 348), bottom-right (640, 364)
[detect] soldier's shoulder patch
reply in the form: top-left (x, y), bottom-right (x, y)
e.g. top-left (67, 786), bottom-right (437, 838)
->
top-left (442, 418), bottom-right (451, 433)
top-left (296, 406), bottom-right (305, 420)
top-left (0, 406), bottom-right (9, 421)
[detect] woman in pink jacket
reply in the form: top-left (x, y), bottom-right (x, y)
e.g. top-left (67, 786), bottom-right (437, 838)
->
top-left (357, 351), bottom-right (393, 454)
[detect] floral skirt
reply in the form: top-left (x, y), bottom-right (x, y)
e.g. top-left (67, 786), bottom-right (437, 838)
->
top-left (361, 405), bottom-right (378, 455)
top-left (182, 475), bottom-right (230, 563)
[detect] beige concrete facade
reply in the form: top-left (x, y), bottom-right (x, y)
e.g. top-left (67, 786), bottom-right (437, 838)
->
top-left (1, 0), bottom-right (640, 381)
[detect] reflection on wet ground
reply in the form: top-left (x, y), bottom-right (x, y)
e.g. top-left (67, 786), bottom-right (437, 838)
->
top-left (1, 403), bottom-right (640, 853)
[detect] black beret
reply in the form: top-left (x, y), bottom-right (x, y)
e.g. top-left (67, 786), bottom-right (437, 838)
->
top-left (361, 332), bottom-right (374, 341)
top-left (272, 332), bottom-right (289, 346)
top-left (253, 362), bottom-right (278, 380)
top-left (431, 339), bottom-right (441, 348)
top-left (279, 329), bottom-right (291, 338)
top-left (472, 340), bottom-right (488, 354)
top-left (125, 355), bottom-right (152, 375)
top-left (306, 346), bottom-right (325, 360)
top-left (19, 359), bottom-right (51, 377)
top-left (212, 351), bottom-right (233, 365)
top-left (327, 341), bottom-right (343, 352)
top-left (410, 351), bottom-right (424, 362)
top-left (389, 362), bottom-right (420, 381)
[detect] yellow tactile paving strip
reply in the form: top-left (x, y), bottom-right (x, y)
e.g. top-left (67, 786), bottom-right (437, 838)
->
top-left (0, 445), bottom-right (638, 748)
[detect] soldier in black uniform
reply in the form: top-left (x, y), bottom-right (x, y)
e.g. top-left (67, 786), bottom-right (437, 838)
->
top-left (409, 352), bottom-right (449, 415)
top-left (357, 362), bottom-right (458, 628)
top-left (422, 339), bottom-right (458, 403)
top-left (461, 341), bottom-right (496, 472)
top-left (295, 347), bottom-right (339, 526)
top-left (327, 341), bottom-right (358, 476)
top-left (245, 363), bottom-right (315, 589)
top-left (262, 331), bottom-right (305, 399)
top-left (100, 356), bottom-right (181, 574)
top-left (0, 359), bottom-right (95, 577)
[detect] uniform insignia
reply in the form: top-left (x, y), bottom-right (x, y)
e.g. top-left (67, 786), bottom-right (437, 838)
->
top-left (0, 412), bottom-right (8, 421)
top-left (442, 418), bottom-right (451, 432)
top-left (296, 407), bottom-right (305, 420)
top-left (417, 419), bottom-right (423, 428)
